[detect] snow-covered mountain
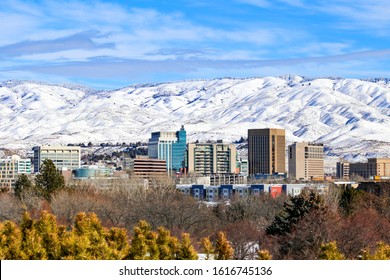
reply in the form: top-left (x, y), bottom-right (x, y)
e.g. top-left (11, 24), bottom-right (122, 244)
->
top-left (0, 76), bottom-right (389, 159)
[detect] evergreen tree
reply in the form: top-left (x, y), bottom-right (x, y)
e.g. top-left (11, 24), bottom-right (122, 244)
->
top-left (128, 220), bottom-right (152, 260)
top-left (339, 187), bottom-right (361, 216)
top-left (214, 232), bottom-right (234, 260)
top-left (146, 231), bottom-right (159, 260)
top-left (266, 191), bottom-right (323, 235)
top-left (35, 159), bottom-right (65, 201)
top-left (177, 233), bottom-right (198, 260)
top-left (201, 237), bottom-right (214, 260)
top-left (106, 227), bottom-right (130, 260)
top-left (0, 220), bottom-right (25, 259)
top-left (14, 174), bottom-right (33, 201)
top-left (20, 213), bottom-right (44, 259)
top-left (34, 211), bottom-right (61, 259)
top-left (156, 227), bottom-right (178, 260)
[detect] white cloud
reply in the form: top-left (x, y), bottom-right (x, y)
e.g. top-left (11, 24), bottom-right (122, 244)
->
top-left (238, 0), bottom-right (271, 8)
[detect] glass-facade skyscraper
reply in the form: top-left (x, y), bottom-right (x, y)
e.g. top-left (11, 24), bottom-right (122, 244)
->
top-left (148, 126), bottom-right (187, 173)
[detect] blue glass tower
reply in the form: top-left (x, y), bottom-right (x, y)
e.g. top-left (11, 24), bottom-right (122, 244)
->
top-left (148, 125), bottom-right (187, 174)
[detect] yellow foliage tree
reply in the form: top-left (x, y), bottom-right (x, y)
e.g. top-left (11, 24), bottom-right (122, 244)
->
top-left (201, 237), bottom-right (214, 260)
top-left (214, 232), bottom-right (234, 260)
top-left (0, 212), bottom-right (202, 260)
top-left (156, 227), bottom-right (179, 260)
top-left (257, 249), bottom-right (272, 260)
top-left (360, 242), bottom-right (390, 260)
top-left (177, 233), bottom-right (198, 260)
top-left (318, 241), bottom-right (345, 260)
top-left (0, 211), bottom-right (131, 260)
top-left (0, 221), bottom-right (25, 259)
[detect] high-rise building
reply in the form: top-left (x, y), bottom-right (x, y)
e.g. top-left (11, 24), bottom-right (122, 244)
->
top-left (288, 142), bottom-right (324, 180)
top-left (248, 128), bottom-right (286, 176)
top-left (33, 145), bottom-right (81, 173)
top-left (148, 125), bottom-right (186, 173)
top-left (187, 143), bottom-right (237, 175)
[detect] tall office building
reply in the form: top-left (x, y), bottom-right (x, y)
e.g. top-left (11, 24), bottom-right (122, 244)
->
top-left (148, 126), bottom-right (186, 173)
top-left (288, 142), bottom-right (324, 180)
top-left (33, 145), bottom-right (81, 173)
top-left (187, 143), bottom-right (237, 175)
top-left (248, 128), bottom-right (286, 176)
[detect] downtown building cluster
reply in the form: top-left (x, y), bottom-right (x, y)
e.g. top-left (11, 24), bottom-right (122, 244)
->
top-left (1, 126), bottom-right (389, 198)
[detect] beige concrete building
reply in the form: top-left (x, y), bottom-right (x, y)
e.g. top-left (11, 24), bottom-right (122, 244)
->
top-left (187, 143), bottom-right (237, 175)
top-left (288, 142), bottom-right (324, 180)
top-left (0, 155), bottom-right (32, 191)
top-left (248, 128), bottom-right (285, 175)
top-left (33, 145), bottom-right (81, 173)
top-left (350, 158), bottom-right (390, 179)
top-left (336, 160), bottom-right (350, 180)
top-left (368, 158), bottom-right (390, 178)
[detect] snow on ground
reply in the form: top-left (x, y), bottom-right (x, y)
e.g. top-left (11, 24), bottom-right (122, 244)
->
top-left (0, 76), bottom-right (389, 158)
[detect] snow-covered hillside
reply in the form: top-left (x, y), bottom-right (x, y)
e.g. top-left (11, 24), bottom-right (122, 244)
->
top-left (0, 76), bottom-right (389, 159)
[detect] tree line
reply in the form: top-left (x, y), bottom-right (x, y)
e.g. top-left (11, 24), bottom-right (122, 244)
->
top-left (1, 159), bottom-right (390, 259)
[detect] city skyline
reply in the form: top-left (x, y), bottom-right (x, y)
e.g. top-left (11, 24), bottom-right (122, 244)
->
top-left (1, 1), bottom-right (390, 88)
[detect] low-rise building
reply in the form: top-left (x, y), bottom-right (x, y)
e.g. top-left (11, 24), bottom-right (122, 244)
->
top-left (350, 158), bottom-right (390, 179)
top-left (126, 156), bottom-right (167, 180)
top-left (0, 155), bottom-right (31, 191)
top-left (176, 183), bottom-right (328, 201)
top-left (33, 145), bottom-right (81, 173)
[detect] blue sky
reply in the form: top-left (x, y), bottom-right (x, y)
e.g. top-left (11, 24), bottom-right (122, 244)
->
top-left (1, 0), bottom-right (390, 89)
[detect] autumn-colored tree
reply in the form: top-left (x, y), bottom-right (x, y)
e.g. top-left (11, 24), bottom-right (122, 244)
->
top-left (360, 242), bottom-right (390, 260)
top-left (318, 241), bottom-right (345, 260)
top-left (156, 227), bottom-right (179, 260)
top-left (128, 220), bottom-right (157, 260)
top-left (0, 220), bottom-right (25, 259)
top-left (128, 220), bottom-right (199, 260)
top-left (0, 211), bottom-right (132, 260)
top-left (257, 249), bottom-right (272, 260)
top-left (214, 231), bottom-right (234, 260)
top-left (201, 237), bottom-right (214, 260)
top-left (177, 233), bottom-right (198, 260)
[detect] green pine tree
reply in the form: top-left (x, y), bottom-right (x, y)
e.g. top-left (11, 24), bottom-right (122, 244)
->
top-left (266, 191), bottom-right (323, 235)
top-left (35, 159), bottom-right (65, 201)
top-left (14, 174), bottom-right (33, 201)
